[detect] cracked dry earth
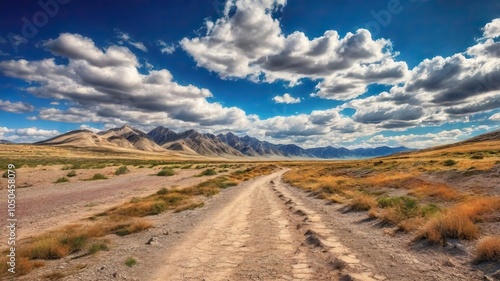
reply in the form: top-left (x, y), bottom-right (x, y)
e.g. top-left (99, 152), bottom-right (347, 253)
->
top-left (31, 168), bottom-right (486, 281)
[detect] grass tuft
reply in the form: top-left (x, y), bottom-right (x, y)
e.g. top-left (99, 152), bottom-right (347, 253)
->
top-left (474, 236), bottom-right (500, 262)
top-left (90, 173), bottom-right (108, 180)
top-left (115, 165), bottom-right (129, 175)
top-left (157, 168), bottom-right (175, 177)
top-left (125, 257), bottom-right (137, 267)
top-left (55, 177), bottom-right (69, 183)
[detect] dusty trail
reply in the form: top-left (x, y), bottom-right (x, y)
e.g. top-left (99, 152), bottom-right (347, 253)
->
top-left (19, 168), bottom-right (485, 280)
top-left (150, 170), bottom-right (336, 281)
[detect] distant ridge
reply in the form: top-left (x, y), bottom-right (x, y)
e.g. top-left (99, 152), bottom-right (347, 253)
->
top-left (148, 127), bottom-right (411, 158)
top-left (36, 125), bottom-right (413, 159)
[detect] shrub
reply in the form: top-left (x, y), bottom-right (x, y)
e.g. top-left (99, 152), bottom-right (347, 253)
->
top-left (157, 168), bottom-right (175, 177)
top-left (88, 243), bottom-right (109, 254)
top-left (2, 171), bottom-right (8, 178)
top-left (115, 166), bottom-right (129, 175)
top-left (417, 210), bottom-right (479, 244)
top-left (156, 188), bottom-right (169, 195)
top-left (199, 169), bottom-right (217, 176)
top-left (66, 170), bottom-right (77, 177)
top-left (125, 257), bottom-right (137, 267)
top-left (470, 154), bottom-right (484, 160)
top-left (55, 177), bottom-right (69, 183)
top-left (90, 173), bottom-right (108, 180)
top-left (475, 236), bottom-right (500, 262)
top-left (349, 193), bottom-right (377, 211)
top-left (442, 159), bottom-right (457, 166)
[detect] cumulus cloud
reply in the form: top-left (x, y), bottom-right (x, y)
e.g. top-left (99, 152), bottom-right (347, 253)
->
top-left (272, 93), bottom-right (300, 104)
top-left (157, 40), bottom-right (176, 54)
top-left (79, 124), bottom-right (101, 132)
top-left (0, 127), bottom-right (60, 143)
top-left (181, 0), bottom-right (407, 100)
top-left (0, 100), bottom-right (35, 113)
top-left (342, 18), bottom-right (500, 128)
top-left (490, 112), bottom-right (500, 121)
top-left (483, 18), bottom-right (500, 39)
top-left (0, 33), bottom-right (251, 132)
top-left (367, 126), bottom-right (492, 149)
top-left (116, 30), bottom-right (148, 52)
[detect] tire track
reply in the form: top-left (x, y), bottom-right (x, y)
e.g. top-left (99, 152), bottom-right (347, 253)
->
top-left (271, 173), bottom-right (387, 281)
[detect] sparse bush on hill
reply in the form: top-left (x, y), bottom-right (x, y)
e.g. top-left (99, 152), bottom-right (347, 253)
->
top-left (157, 168), bottom-right (175, 176)
top-left (198, 168), bottom-right (217, 176)
top-left (55, 177), bottom-right (69, 183)
top-left (443, 159), bottom-right (457, 166)
top-left (115, 165), bottom-right (129, 175)
top-left (90, 173), bottom-right (108, 180)
top-left (470, 154), bottom-right (484, 160)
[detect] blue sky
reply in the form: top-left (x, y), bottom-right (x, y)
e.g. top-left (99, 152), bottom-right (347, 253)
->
top-left (0, 0), bottom-right (499, 148)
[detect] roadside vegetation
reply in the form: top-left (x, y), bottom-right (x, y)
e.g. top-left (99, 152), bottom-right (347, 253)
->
top-left (283, 144), bottom-right (500, 263)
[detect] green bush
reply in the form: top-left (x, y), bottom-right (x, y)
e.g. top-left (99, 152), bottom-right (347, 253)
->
top-left (125, 257), bottom-right (137, 267)
top-left (470, 154), bottom-right (484, 160)
top-left (88, 243), bottom-right (109, 254)
top-left (443, 159), bottom-right (457, 166)
top-left (115, 165), bottom-right (129, 175)
top-left (2, 171), bottom-right (8, 178)
top-left (199, 169), bottom-right (217, 176)
top-left (90, 173), bottom-right (108, 180)
top-left (156, 188), bottom-right (169, 195)
top-left (66, 170), bottom-right (77, 177)
top-left (157, 168), bottom-right (175, 176)
top-left (55, 177), bottom-right (69, 183)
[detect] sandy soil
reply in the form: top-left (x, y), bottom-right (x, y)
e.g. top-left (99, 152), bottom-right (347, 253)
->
top-left (17, 168), bottom-right (494, 281)
top-left (0, 166), bottom-right (221, 241)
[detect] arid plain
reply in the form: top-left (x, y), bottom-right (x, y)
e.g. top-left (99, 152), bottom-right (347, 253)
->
top-left (0, 130), bottom-right (499, 281)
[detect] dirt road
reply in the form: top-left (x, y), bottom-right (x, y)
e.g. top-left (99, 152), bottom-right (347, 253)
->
top-left (21, 169), bottom-right (485, 280)
top-left (149, 169), bottom-right (336, 281)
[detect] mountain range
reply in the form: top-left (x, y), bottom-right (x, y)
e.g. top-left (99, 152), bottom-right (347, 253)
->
top-left (35, 125), bottom-right (411, 159)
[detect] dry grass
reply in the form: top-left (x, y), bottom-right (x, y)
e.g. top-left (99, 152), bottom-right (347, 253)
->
top-left (2, 218), bottom-right (152, 277)
top-left (475, 236), bottom-right (500, 262)
top-left (283, 144), bottom-right (500, 248)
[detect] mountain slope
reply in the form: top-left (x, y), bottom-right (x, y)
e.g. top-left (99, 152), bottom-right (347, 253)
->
top-left (99, 125), bottom-right (165, 152)
top-left (148, 127), bottom-right (243, 157)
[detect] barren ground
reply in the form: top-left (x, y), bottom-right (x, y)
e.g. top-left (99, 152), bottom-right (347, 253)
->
top-left (14, 168), bottom-right (493, 281)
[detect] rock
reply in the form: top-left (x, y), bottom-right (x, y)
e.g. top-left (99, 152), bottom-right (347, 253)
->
top-left (146, 237), bottom-right (161, 246)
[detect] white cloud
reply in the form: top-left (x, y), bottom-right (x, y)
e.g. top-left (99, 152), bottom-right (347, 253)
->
top-left (116, 30), bottom-right (148, 52)
top-left (181, 0), bottom-right (407, 99)
top-left (342, 18), bottom-right (500, 129)
top-left (0, 100), bottom-right (35, 113)
top-left (490, 112), bottom-right (500, 121)
top-left (0, 33), bottom-right (252, 133)
top-left (49, 101), bottom-right (60, 105)
top-left (483, 18), bottom-right (500, 39)
top-left (0, 127), bottom-right (61, 143)
top-left (157, 40), bottom-right (176, 54)
top-left (79, 124), bottom-right (101, 132)
top-left (273, 93), bottom-right (300, 104)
